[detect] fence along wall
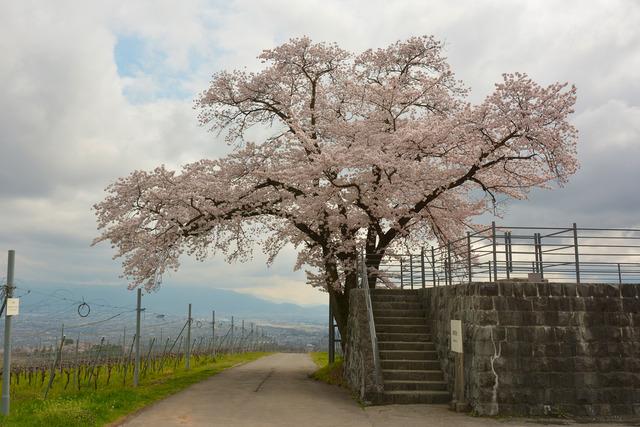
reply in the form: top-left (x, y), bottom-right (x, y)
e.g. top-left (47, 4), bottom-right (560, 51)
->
top-left (423, 281), bottom-right (640, 417)
top-left (368, 224), bottom-right (640, 289)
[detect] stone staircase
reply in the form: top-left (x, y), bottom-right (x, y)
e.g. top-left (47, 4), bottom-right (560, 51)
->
top-left (371, 288), bottom-right (450, 404)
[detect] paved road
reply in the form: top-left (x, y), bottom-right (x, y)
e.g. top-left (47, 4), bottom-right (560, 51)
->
top-left (118, 353), bottom-right (634, 427)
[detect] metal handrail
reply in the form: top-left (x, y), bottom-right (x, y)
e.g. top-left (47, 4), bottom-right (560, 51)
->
top-left (364, 223), bottom-right (640, 288)
top-left (359, 252), bottom-right (381, 387)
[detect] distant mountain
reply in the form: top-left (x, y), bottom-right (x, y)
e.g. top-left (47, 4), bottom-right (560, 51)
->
top-left (17, 283), bottom-right (328, 324)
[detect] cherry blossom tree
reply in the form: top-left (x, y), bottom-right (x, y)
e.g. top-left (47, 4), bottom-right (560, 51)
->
top-left (93, 36), bottom-right (578, 341)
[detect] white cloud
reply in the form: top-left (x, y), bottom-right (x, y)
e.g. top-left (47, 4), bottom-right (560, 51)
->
top-left (1, 0), bottom-right (639, 305)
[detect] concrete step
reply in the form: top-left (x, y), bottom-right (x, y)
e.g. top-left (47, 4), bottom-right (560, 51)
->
top-left (376, 324), bottom-right (429, 334)
top-left (377, 332), bottom-right (431, 342)
top-left (384, 380), bottom-right (448, 391)
top-left (371, 301), bottom-right (423, 310)
top-left (373, 309), bottom-right (425, 317)
top-left (379, 350), bottom-right (439, 361)
top-left (382, 390), bottom-right (450, 404)
top-left (381, 359), bottom-right (441, 370)
top-left (378, 341), bottom-right (435, 351)
top-left (382, 369), bottom-right (444, 381)
top-left (375, 316), bottom-right (428, 325)
top-left (372, 289), bottom-right (421, 296)
top-left (371, 295), bottom-right (422, 303)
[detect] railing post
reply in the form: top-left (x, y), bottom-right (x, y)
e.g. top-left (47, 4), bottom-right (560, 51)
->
top-left (410, 254), bottom-right (414, 290)
top-left (491, 221), bottom-right (498, 282)
top-left (618, 263), bottom-right (622, 284)
top-left (538, 233), bottom-right (544, 279)
top-left (504, 233), bottom-right (510, 280)
top-left (400, 256), bottom-right (404, 289)
top-left (421, 247), bottom-right (426, 289)
top-left (488, 261), bottom-right (492, 282)
top-left (533, 233), bottom-right (539, 273)
top-left (507, 231), bottom-right (513, 274)
top-left (447, 242), bottom-right (452, 286)
top-left (431, 246), bottom-right (437, 287)
top-left (573, 223), bottom-right (581, 284)
top-left (467, 232), bottom-right (472, 283)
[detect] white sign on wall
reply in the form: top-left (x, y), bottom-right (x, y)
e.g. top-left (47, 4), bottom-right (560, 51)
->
top-left (6, 298), bottom-right (19, 316)
top-left (451, 319), bottom-right (462, 353)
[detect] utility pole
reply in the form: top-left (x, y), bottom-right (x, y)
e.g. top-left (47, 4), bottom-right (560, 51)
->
top-left (185, 304), bottom-right (192, 370)
top-left (2, 250), bottom-right (16, 415)
top-left (133, 288), bottom-right (142, 386)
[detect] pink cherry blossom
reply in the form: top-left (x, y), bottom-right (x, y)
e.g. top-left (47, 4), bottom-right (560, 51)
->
top-left (93, 36), bottom-right (578, 337)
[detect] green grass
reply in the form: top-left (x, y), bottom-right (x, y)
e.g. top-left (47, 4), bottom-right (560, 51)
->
top-left (0, 352), bottom-right (268, 427)
top-left (309, 351), bottom-right (346, 387)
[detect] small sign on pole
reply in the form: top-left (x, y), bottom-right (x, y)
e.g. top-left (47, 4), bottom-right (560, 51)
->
top-left (451, 319), bottom-right (462, 353)
top-left (6, 298), bottom-right (19, 316)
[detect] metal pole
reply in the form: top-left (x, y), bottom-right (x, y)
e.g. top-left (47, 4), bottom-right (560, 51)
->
top-left (447, 242), bottom-right (452, 286)
top-left (431, 247), bottom-right (436, 286)
top-left (134, 288), bottom-right (142, 386)
top-left (328, 297), bottom-right (335, 364)
top-left (504, 233), bottom-right (510, 280)
top-left (409, 254), bottom-right (414, 290)
top-left (2, 250), bottom-right (15, 415)
top-left (467, 232), bottom-right (472, 283)
top-left (618, 263), bottom-right (622, 284)
top-left (420, 247), bottom-right (426, 289)
top-left (230, 316), bottom-right (234, 353)
top-left (212, 310), bottom-right (215, 358)
top-left (507, 232), bottom-right (513, 274)
top-left (538, 233), bottom-right (544, 279)
top-left (491, 221), bottom-right (498, 281)
top-left (573, 223), bottom-right (581, 284)
top-left (185, 304), bottom-right (191, 370)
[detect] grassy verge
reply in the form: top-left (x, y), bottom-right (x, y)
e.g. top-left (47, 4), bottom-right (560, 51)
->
top-left (309, 351), bottom-right (346, 387)
top-left (0, 352), bottom-right (268, 427)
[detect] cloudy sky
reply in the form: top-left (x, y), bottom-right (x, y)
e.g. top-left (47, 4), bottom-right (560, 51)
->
top-left (1, 0), bottom-right (638, 306)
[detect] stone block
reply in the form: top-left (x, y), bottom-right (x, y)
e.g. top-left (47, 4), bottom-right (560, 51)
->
top-left (582, 311), bottom-right (605, 326)
top-left (498, 311), bottom-right (522, 326)
top-left (622, 298), bottom-right (640, 312)
top-left (499, 281), bottom-right (514, 297)
top-left (536, 282), bottom-right (550, 296)
top-left (574, 356), bottom-right (597, 372)
top-left (523, 311), bottom-right (544, 325)
top-left (549, 297), bottom-right (573, 312)
top-left (606, 312), bottom-right (632, 326)
top-left (512, 283), bottom-right (525, 298)
top-left (577, 285), bottom-right (591, 298)
top-left (478, 282), bottom-right (499, 296)
top-left (604, 283), bottom-right (621, 297)
top-left (523, 282), bottom-right (538, 297)
top-left (563, 283), bottom-right (577, 297)
top-left (605, 298), bottom-right (623, 312)
top-left (548, 283), bottom-right (564, 297)
top-left (532, 297), bottom-right (549, 311)
top-left (475, 310), bottom-right (499, 326)
top-left (571, 298), bottom-right (586, 311)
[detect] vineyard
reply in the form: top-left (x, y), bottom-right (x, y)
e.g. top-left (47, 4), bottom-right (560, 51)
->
top-left (0, 282), bottom-right (281, 408)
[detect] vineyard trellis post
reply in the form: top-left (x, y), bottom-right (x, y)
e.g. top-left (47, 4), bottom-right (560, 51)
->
top-left (133, 288), bottom-right (142, 387)
top-left (211, 310), bottom-right (215, 359)
top-left (185, 303), bottom-right (192, 370)
top-left (1, 249), bottom-right (16, 415)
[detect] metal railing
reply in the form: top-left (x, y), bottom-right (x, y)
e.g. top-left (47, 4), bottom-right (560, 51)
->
top-left (365, 223), bottom-right (640, 288)
top-left (358, 252), bottom-right (381, 386)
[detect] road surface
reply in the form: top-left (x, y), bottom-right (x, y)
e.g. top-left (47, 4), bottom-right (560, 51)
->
top-left (118, 353), bottom-right (634, 427)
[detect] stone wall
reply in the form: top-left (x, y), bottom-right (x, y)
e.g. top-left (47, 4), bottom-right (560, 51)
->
top-left (344, 288), bottom-right (383, 404)
top-left (423, 281), bottom-right (640, 417)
